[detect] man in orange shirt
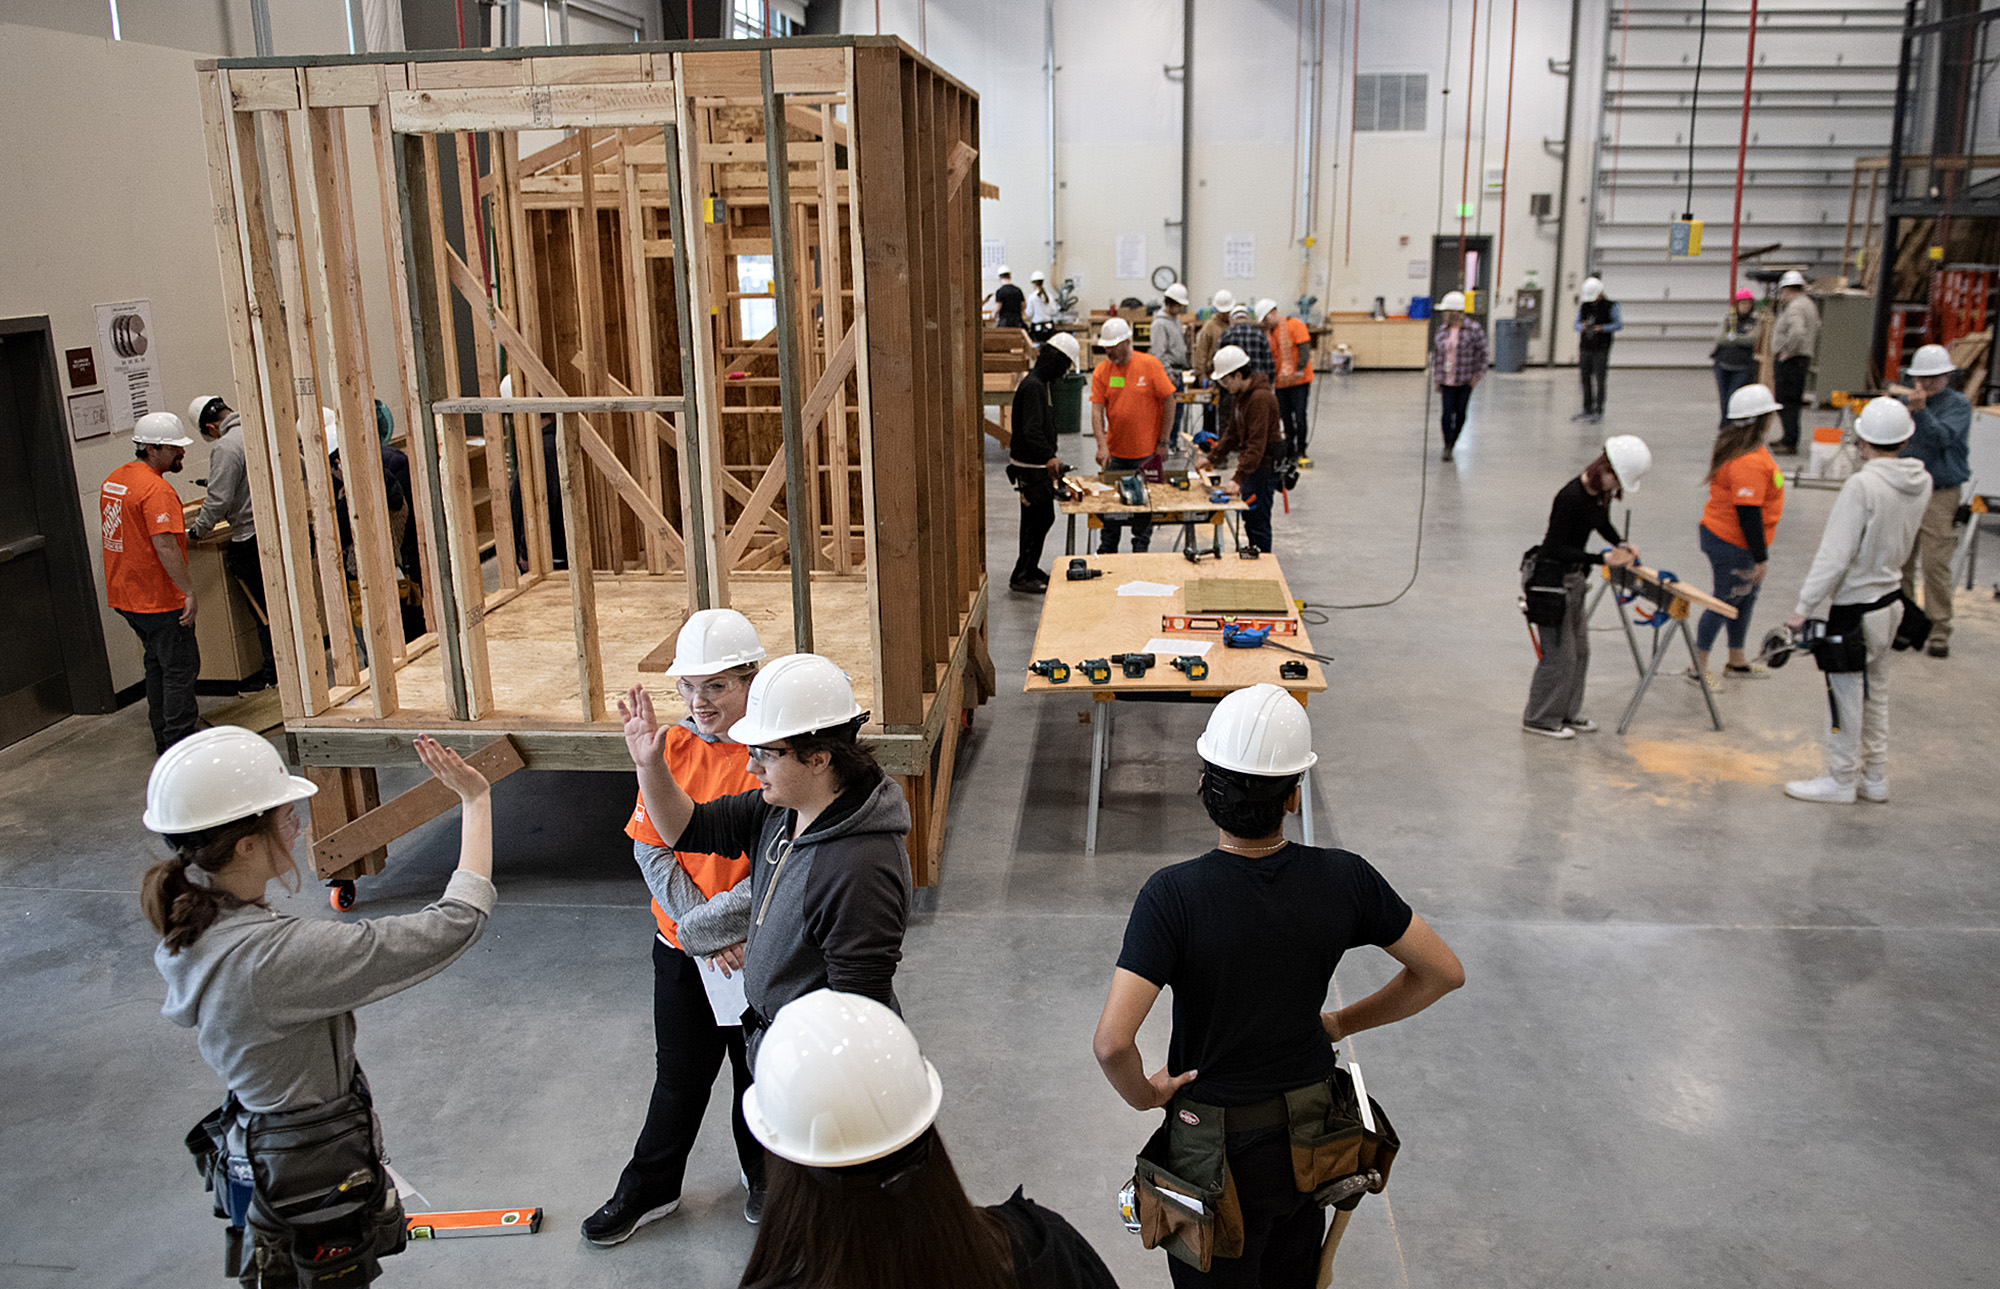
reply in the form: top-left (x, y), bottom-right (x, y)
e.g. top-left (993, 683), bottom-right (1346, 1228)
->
top-left (1257, 298), bottom-right (1316, 466)
top-left (586, 609), bottom-right (768, 1245)
top-left (1089, 316), bottom-right (1175, 553)
top-left (102, 412), bottom-right (200, 753)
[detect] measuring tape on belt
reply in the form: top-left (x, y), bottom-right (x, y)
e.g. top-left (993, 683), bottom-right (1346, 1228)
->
top-left (1615, 567), bottom-right (1677, 628)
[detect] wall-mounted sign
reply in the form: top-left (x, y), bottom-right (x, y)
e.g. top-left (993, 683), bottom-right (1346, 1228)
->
top-left (1222, 235), bottom-right (1255, 280)
top-left (65, 347), bottom-right (98, 389)
top-left (68, 390), bottom-right (111, 442)
top-left (92, 300), bottom-right (162, 433)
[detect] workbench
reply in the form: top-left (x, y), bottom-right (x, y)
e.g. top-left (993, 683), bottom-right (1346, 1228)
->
top-left (1022, 552), bottom-right (1328, 854)
top-left (1058, 474), bottom-right (1248, 555)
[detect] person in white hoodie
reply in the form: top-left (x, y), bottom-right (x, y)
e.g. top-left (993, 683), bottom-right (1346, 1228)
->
top-left (145, 726), bottom-right (495, 1283)
top-left (1782, 397), bottom-right (1932, 804)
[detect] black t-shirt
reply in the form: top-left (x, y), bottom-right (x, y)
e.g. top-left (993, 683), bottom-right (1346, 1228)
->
top-left (1116, 844), bottom-right (1413, 1106)
top-left (995, 282), bottom-right (1027, 326)
top-left (1537, 475), bottom-right (1624, 572)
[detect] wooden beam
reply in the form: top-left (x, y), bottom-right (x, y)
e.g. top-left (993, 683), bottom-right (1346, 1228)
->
top-left (944, 139), bottom-right (978, 201)
top-left (762, 50), bottom-right (814, 651)
top-left (817, 99), bottom-right (853, 576)
top-left (388, 82), bottom-right (679, 133)
top-left (455, 132), bottom-right (519, 593)
top-left (799, 325), bottom-right (858, 435)
top-left (310, 736), bottom-right (526, 873)
top-left (671, 59), bottom-right (731, 608)
top-left (553, 413), bottom-right (606, 721)
top-left (435, 396), bottom-right (685, 415)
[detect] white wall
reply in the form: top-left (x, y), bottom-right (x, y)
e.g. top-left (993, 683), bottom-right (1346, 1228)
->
top-left (0, 4), bottom-right (364, 691)
top-left (852, 0), bottom-right (1600, 361)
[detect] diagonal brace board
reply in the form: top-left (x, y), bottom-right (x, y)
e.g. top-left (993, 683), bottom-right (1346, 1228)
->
top-left (311, 736), bottom-right (526, 875)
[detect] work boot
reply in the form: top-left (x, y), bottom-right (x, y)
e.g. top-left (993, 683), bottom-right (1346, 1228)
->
top-left (1926, 637), bottom-right (1950, 658)
top-left (1784, 776), bottom-right (1856, 804)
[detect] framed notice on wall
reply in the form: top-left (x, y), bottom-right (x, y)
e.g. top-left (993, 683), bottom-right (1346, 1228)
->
top-left (1222, 235), bottom-right (1256, 280)
top-left (68, 390), bottom-right (111, 442)
top-left (92, 299), bottom-right (163, 433)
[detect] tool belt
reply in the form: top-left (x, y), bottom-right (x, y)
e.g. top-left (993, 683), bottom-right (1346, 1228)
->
top-left (1127, 1068), bottom-right (1398, 1273)
top-left (186, 1069), bottom-right (407, 1287)
top-left (1817, 591), bottom-right (1898, 674)
top-left (1518, 546), bottom-right (1571, 627)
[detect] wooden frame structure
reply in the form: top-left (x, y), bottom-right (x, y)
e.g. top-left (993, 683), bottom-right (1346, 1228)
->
top-left (196, 37), bottom-right (991, 886)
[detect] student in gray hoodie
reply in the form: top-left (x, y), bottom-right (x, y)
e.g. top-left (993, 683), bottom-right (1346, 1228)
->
top-left (145, 726), bottom-right (495, 1277)
top-left (622, 653), bottom-right (912, 1064)
top-left (1782, 397), bottom-right (1933, 805)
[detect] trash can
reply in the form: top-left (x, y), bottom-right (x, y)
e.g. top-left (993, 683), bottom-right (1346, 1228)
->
top-left (1492, 318), bottom-right (1532, 373)
top-left (1053, 372), bottom-right (1087, 435)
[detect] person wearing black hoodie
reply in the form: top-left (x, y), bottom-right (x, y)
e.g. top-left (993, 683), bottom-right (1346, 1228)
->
top-left (1007, 334), bottom-right (1080, 592)
top-left (623, 653), bottom-right (912, 1065)
top-left (739, 990), bottom-right (1119, 1289)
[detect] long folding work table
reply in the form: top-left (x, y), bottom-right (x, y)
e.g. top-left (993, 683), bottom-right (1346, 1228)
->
top-left (1059, 474), bottom-right (1249, 556)
top-left (1023, 553), bottom-right (1329, 854)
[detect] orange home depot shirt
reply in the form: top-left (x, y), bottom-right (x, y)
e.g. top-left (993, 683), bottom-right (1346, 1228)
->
top-left (626, 723), bottom-right (759, 948)
top-left (1700, 447), bottom-right (1786, 549)
top-left (100, 461), bottom-right (188, 614)
top-left (1089, 351), bottom-right (1173, 458)
top-left (1271, 316), bottom-right (1313, 388)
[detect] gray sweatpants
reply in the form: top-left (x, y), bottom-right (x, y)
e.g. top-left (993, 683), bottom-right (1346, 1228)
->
top-left (1524, 571), bottom-right (1590, 729)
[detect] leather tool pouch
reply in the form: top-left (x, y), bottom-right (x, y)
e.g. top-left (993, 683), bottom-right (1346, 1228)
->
top-left (1284, 1069), bottom-right (1399, 1211)
top-left (1131, 1109), bottom-right (1245, 1272)
top-left (1519, 547), bottom-right (1567, 626)
top-left (241, 1072), bottom-right (406, 1288)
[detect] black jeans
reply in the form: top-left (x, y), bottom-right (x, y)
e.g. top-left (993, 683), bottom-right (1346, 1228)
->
top-left (1240, 468), bottom-right (1278, 552)
top-left (1165, 1126), bottom-right (1323, 1289)
top-left (1773, 354), bottom-right (1811, 449)
top-left (1098, 455), bottom-right (1154, 553)
top-left (1006, 465), bottom-right (1057, 584)
top-left (1438, 383), bottom-right (1472, 449)
top-left (223, 539), bottom-right (279, 689)
top-left (1275, 384), bottom-right (1310, 459)
top-left (616, 937), bottom-right (763, 1201)
top-left (1579, 345), bottom-right (1610, 414)
top-left (117, 608), bottom-right (201, 752)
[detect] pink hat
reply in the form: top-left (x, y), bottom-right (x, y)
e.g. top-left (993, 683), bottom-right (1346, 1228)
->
top-left (1733, 288), bottom-right (1754, 300)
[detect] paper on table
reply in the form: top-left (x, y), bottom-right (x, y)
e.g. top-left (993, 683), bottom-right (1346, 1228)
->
top-left (698, 953), bottom-right (748, 1027)
top-left (1145, 639), bottom-right (1210, 657)
top-left (1116, 581), bottom-right (1180, 597)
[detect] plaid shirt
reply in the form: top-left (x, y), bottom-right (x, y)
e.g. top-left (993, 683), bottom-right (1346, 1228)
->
top-left (1219, 323), bottom-right (1276, 378)
top-left (1432, 320), bottom-right (1488, 386)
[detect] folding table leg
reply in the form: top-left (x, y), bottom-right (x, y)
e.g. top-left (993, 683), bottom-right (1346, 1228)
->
top-left (1300, 767), bottom-right (1316, 846)
top-left (1085, 698), bottom-right (1111, 856)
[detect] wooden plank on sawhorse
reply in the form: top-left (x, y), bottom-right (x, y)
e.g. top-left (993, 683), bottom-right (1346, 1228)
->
top-left (311, 736), bottom-right (526, 878)
top-left (1604, 563), bottom-right (1735, 735)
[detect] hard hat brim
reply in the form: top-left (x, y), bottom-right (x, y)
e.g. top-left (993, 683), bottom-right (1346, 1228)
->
top-left (727, 702), bottom-right (866, 747)
top-left (741, 1059), bottom-right (944, 1168)
top-left (142, 773), bottom-right (318, 834)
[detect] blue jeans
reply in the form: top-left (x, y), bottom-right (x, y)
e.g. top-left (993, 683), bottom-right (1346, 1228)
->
top-left (1713, 364), bottom-right (1754, 419)
top-left (1696, 524), bottom-right (1761, 652)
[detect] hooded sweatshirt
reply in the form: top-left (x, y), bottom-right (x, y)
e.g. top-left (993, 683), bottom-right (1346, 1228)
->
top-left (188, 412), bottom-right (256, 543)
top-left (156, 871), bottom-right (494, 1111)
top-left (1793, 455), bottom-right (1932, 618)
top-left (675, 773), bottom-right (912, 1026)
top-left (1009, 344), bottom-right (1075, 469)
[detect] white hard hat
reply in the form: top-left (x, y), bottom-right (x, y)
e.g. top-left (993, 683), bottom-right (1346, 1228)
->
top-left (499, 373), bottom-right (513, 397)
top-left (1196, 684), bottom-right (1317, 776)
top-left (741, 990), bottom-right (944, 1168)
top-left (321, 406), bottom-right (340, 457)
top-left (1604, 434), bottom-right (1651, 493)
top-left (1580, 277), bottom-right (1604, 302)
top-left (1211, 289), bottom-right (1235, 313)
top-left (1855, 396), bottom-right (1915, 445)
top-left (1030, 269), bottom-right (1046, 283)
top-left (1045, 332), bottom-right (1081, 366)
top-left (1778, 270), bottom-right (1807, 289)
top-left (143, 726), bottom-right (318, 834)
top-left (1164, 283), bottom-right (1190, 306)
top-left (664, 608), bottom-right (766, 677)
top-left (1229, 303), bottom-right (1251, 320)
top-left (1906, 343), bottom-right (1956, 378)
top-left (134, 411), bottom-right (194, 447)
top-left (728, 653), bottom-right (864, 745)
top-left (997, 264), bottom-right (1012, 278)
top-left (1096, 317), bottom-right (1134, 348)
top-left (186, 395), bottom-right (225, 431)
top-left (1254, 298), bottom-right (1279, 321)
top-left (1725, 383), bottom-right (1782, 421)
top-left (1212, 345), bottom-right (1252, 379)
top-left (1438, 291), bottom-right (1467, 313)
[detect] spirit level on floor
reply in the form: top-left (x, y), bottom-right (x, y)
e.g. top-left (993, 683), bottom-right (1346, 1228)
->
top-left (407, 1207), bottom-right (543, 1239)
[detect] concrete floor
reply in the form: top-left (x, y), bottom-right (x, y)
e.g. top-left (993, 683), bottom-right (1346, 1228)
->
top-left (4, 367), bottom-right (1998, 1286)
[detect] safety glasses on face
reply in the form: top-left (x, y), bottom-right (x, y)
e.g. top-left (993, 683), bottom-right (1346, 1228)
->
top-left (676, 676), bottom-right (745, 703)
top-left (745, 745), bottom-right (793, 764)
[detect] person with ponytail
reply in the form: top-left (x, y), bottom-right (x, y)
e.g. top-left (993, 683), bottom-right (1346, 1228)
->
top-left (1688, 384), bottom-right (1787, 687)
top-left (738, 991), bottom-right (1118, 1289)
top-left (145, 726), bottom-right (496, 1284)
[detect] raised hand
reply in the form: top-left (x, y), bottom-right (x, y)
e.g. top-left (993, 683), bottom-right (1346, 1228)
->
top-left (413, 735), bottom-right (489, 803)
top-left (619, 684), bottom-right (670, 769)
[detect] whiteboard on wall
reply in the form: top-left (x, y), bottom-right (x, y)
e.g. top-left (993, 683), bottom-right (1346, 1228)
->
top-left (1222, 236), bottom-right (1255, 280)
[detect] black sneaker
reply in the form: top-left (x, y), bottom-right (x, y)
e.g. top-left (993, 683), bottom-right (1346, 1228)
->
top-left (745, 1186), bottom-right (766, 1225)
top-left (1009, 575), bottom-right (1048, 595)
top-left (581, 1188), bottom-right (680, 1247)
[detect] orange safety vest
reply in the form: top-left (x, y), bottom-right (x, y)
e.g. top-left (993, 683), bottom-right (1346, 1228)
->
top-left (625, 725), bottom-right (759, 948)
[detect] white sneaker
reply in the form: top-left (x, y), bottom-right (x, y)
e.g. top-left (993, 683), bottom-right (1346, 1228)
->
top-left (1859, 776), bottom-right (1888, 803)
top-left (1683, 667), bottom-right (1722, 690)
top-left (1523, 721), bottom-right (1576, 740)
top-left (1563, 717), bottom-right (1600, 733)
top-left (1785, 776), bottom-right (1857, 804)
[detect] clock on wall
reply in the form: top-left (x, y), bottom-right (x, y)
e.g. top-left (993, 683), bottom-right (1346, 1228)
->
top-left (1151, 265), bottom-right (1179, 292)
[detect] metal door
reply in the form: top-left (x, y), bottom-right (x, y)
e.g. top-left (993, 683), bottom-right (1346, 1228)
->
top-left (1431, 234), bottom-right (1493, 324)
